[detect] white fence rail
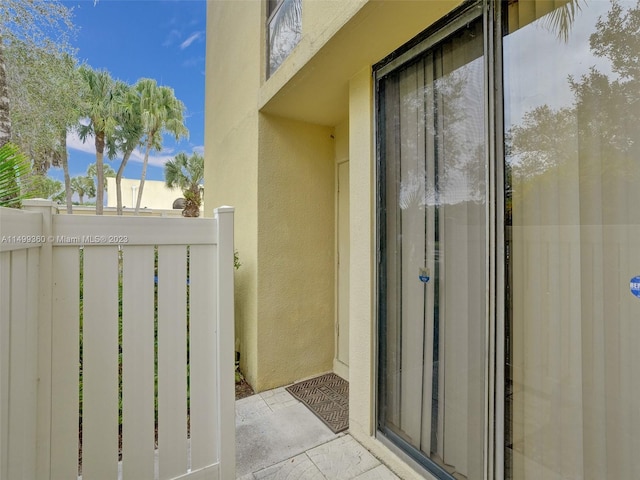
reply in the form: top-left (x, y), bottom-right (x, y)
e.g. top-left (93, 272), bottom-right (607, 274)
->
top-left (0, 200), bottom-right (235, 480)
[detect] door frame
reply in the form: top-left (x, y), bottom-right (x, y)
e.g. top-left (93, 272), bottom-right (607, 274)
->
top-left (335, 159), bottom-right (350, 380)
top-left (373, 1), bottom-right (505, 478)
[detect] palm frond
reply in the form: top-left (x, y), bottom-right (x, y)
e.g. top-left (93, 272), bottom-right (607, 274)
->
top-left (544, 0), bottom-right (584, 43)
top-left (0, 142), bottom-right (31, 208)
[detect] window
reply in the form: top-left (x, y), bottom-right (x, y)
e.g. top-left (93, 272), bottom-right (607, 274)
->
top-left (267, 0), bottom-right (302, 77)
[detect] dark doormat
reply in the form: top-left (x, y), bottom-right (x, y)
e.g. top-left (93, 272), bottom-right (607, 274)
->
top-left (286, 373), bottom-right (349, 433)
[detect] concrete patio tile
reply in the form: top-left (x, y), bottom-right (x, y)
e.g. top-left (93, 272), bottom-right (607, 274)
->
top-left (237, 394), bottom-right (272, 422)
top-left (353, 465), bottom-right (401, 480)
top-left (236, 387), bottom-right (400, 480)
top-left (307, 435), bottom-right (381, 480)
top-left (259, 387), bottom-right (299, 411)
top-left (253, 453), bottom-right (326, 480)
top-left (236, 402), bottom-right (337, 478)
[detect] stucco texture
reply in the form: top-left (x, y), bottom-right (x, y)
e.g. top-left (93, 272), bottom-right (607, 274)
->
top-left (256, 114), bottom-right (335, 390)
top-left (204, 0), bottom-right (261, 384)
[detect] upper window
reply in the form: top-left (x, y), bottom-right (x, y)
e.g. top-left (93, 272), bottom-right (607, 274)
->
top-left (267, 0), bottom-right (302, 77)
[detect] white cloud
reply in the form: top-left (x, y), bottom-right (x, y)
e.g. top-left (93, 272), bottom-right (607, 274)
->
top-left (66, 130), bottom-right (96, 154)
top-left (182, 56), bottom-right (204, 68)
top-left (163, 29), bottom-right (181, 47)
top-left (180, 32), bottom-right (202, 50)
top-left (129, 148), bottom-right (175, 168)
top-left (66, 131), bottom-right (175, 168)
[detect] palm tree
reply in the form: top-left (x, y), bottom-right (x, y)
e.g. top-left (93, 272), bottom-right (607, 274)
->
top-left (164, 151), bottom-right (204, 217)
top-left (135, 78), bottom-right (188, 214)
top-left (70, 175), bottom-right (95, 204)
top-left (77, 66), bottom-right (120, 215)
top-left (108, 82), bottom-right (147, 215)
top-left (87, 161), bottom-right (116, 192)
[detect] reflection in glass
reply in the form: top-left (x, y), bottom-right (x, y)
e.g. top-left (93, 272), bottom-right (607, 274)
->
top-left (378, 17), bottom-right (485, 479)
top-left (267, 0), bottom-right (302, 77)
top-left (504, 1), bottom-right (640, 478)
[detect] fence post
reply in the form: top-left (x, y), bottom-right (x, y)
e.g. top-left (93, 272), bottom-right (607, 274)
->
top-left (23, 200), bottom-right (57, 480)
top-left (215, 206), bottom-right (235, 479)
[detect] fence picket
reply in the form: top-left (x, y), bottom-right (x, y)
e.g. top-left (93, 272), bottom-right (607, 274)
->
top-left (51, 248), bottom-right (80, 479)
top-left (82, 246), bottom-right (120, 479)
top-left (215, 207), bottom-right (236, 480)
top-left (0, 207), bottom-right (43, 479)
top-left (7, 250), bottom-right (28, 480)
top-left (158, 245), bottom-right (189, 479)
top-left (7, 249), bottom-right (38, 479)
top-left (189, 245), bottom-right (218, 470)
top-left (0, 253), bottom-right (10, 480)
top-left (24, 248), bottom-right (39, 479)
top-left (121, 246), bottom-right (156, 480)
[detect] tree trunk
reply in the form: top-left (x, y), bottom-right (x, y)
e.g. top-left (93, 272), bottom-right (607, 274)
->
top-left (0, 41), bottom-right (12, 148)
top-left (62, 155), bottom-right (72, 213)
top-left (116, 150), bottom-right (132, 215)
top-left (183, 185), bottom-right (201, 217)
top-left (61, 130), bottom-right (73, 213)
top-left (95, 131), bottom-right (105, 215)
top-left (183, 200), bottom-right (200, 217)
top-left (135, 137), bottom-right (153, 215)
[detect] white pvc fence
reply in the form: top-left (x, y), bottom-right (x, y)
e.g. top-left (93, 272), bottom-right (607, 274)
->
top-left (0, 200), bottom-right (235, 480)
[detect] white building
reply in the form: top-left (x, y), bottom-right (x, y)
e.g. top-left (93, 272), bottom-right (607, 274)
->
top-left (106, 177), bottom-right (183, 211)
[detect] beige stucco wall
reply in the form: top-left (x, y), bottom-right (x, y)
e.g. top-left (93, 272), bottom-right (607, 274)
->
top-left (106, 177), bottom-right (182, 211)
top-left (205, 0), bottom-right (347, 391)
top-left (256, 114), bottom-right (335, 389)
top-left (205, 0), bottom-right (262, 386)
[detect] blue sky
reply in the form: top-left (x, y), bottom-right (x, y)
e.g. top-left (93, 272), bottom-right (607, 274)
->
top-left (49, 0), bottom-right (207, 185)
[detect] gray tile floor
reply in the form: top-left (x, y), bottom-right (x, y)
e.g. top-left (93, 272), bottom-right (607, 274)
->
top-left (236, 387), bottom-right (400, 480)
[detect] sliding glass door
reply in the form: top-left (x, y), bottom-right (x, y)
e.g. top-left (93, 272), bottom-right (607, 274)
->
top-left (503, 1), bottom-right (640, 478)
top-left (378, 1), bottom-right (640, 478)
top-left (377, 6), bottom-right (486, 479)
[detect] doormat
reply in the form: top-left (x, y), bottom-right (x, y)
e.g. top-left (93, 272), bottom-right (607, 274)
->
top-left (286, 373), bottom-right (349, 433)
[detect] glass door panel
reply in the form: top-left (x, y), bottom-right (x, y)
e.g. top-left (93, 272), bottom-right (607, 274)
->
top-left (504, 1), bottom-right (640, 478)
top-left (378, 14), bottom-right (486, 479)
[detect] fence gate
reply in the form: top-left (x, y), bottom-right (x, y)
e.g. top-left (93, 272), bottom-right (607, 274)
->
top-left (1, 201), bottom-right (235, 480)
